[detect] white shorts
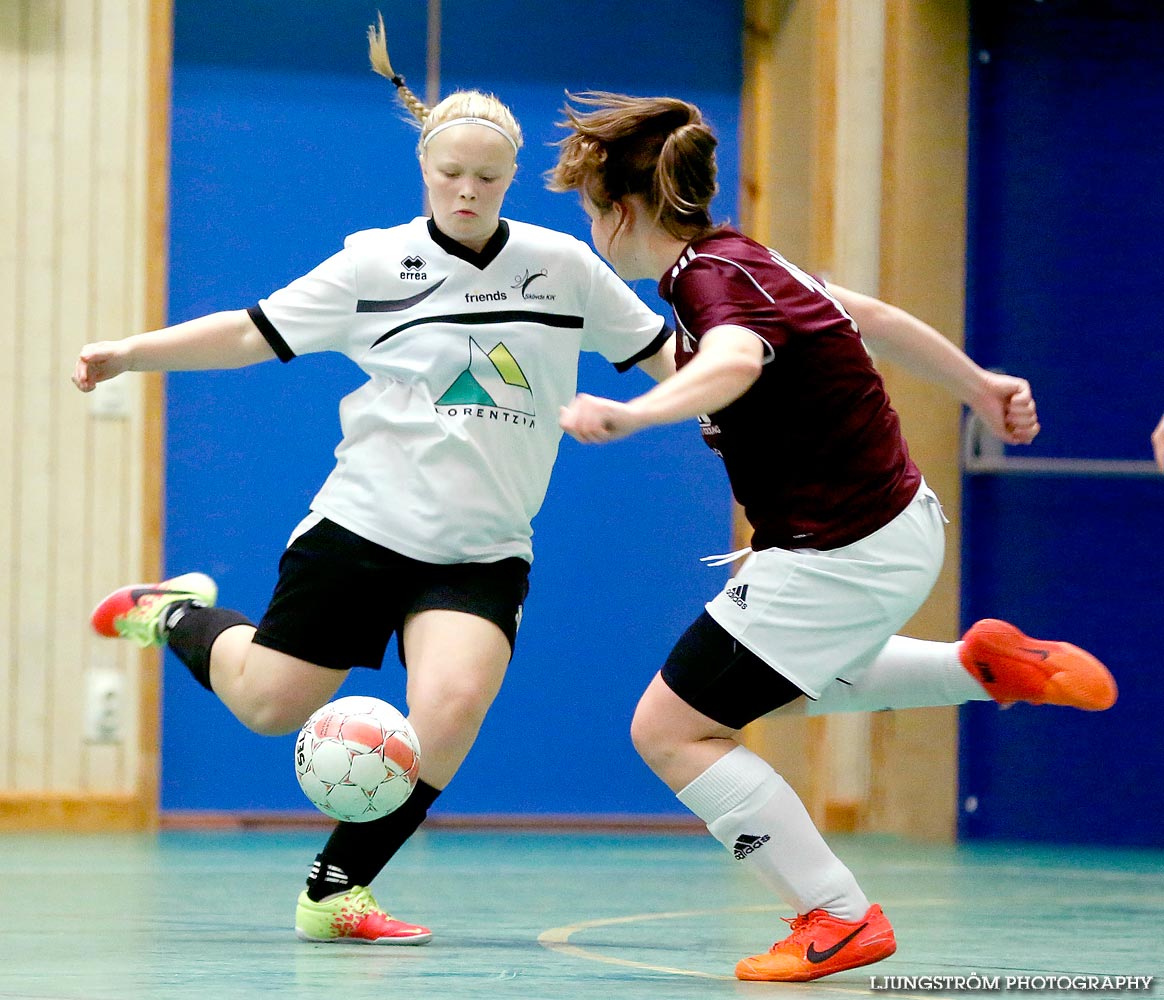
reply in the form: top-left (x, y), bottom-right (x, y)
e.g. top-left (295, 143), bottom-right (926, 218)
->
top-left (704, 482), bottom-right (947, 699)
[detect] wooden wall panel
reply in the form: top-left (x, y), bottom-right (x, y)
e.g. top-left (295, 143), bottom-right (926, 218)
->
top-left (48, 0), bottom-right (95, 792)
top-left (0, 0), bottom-right (164, 828)
top-left (867, 0), bottom-right (969, 842)
top-left (739, 0), bottom-right (823, 805)
top-left (14, 0), bottom-right (60, 792)
top-left (816, 0), bottom-right (886, 834)
top-left (0, 3), bottom-right (23, 792)
top-left (738, 0), bottom-right (967, 841)
top-left (136, 0), bottom-right (172, 823)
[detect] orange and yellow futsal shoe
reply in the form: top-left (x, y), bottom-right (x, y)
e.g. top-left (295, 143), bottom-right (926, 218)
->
top-left (89, 572), bottom-right (217, 648)
top-left (735, 903), bottom-right (896, 982)
top-left (295, 886), bottom-right (432, 945)
top-left (959, 619), bottom-right (1117, 711)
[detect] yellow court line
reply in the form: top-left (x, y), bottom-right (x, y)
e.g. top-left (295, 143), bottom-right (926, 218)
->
top-left (537, 904), bottom-right (911, 995)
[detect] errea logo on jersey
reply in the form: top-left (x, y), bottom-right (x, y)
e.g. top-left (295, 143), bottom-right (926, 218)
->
top-left (400, 256), bottom-right (427, 280)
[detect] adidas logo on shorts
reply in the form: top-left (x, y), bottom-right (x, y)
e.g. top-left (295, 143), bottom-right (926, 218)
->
top-left (733, 833), bottom-right (770, 860)
top-left (726, 584), bottom-right (749, 609)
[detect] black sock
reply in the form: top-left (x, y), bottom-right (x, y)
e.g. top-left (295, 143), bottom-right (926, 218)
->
top-left (165, 605), bottom-right (253, 692)
top-left (305, 779), bottom-right (442, 901)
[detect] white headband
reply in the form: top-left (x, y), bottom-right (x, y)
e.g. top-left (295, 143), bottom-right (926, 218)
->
top-left (422, 116), bottom-right (518, 154)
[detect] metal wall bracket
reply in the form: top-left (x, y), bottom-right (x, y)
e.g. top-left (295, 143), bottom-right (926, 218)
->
top-left (961, 412), bottom-right (1160, 478)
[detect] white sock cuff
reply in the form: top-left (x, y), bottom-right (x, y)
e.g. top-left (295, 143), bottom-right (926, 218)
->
top-left (676, 745), bottom-right (782, 825)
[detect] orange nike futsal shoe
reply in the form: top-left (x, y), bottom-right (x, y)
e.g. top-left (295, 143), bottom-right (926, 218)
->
top-left (735, 903), bottom-right (896, 982)
top-left (959, 619), bottom-right (1117, 711)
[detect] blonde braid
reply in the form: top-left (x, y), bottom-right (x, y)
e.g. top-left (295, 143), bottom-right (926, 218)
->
top-left (367, 11), bottom-right (430, 124)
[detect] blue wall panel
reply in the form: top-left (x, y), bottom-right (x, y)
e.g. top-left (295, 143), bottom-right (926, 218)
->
top-left (164, 1), bottom-right (742, 814)
top-left (962, 0), bottom-right (1164, 846)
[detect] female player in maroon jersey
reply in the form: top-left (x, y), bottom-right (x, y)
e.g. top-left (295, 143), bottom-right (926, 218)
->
top-left (549, 92), bottom-right (1117, 982)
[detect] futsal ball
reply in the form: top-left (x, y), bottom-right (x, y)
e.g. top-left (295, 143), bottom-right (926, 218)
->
top-left (294, 696), bottom-right (421, 822)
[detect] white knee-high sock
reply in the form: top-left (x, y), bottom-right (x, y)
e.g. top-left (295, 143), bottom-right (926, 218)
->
top-left (808, 635), bottom-right (987, 715)
top-left (677, 745), bottom-right (869, 920)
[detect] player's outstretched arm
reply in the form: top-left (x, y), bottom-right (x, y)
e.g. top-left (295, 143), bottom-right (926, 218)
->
top-left (1152, 413), bottom-right (1164, 472)
top-left (828, 283), bottom-right (1040, 446)
top-left (72, 309), bottom-right (276, 392)
top-left (635, 332), bottom-right (678, 383)
top-left (560, 325), bottom-right (762, 445)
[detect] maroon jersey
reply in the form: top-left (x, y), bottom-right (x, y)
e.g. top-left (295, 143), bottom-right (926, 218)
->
top-left (659, 228), bottom-right (922, 551)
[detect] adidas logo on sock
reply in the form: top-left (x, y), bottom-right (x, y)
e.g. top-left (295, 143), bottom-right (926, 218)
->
top-left (732, 832), bottom-right (770, 860)
top-left (321, 864), bottom-right (349, 886)
top-left (726, 584), bottom-right (749, 610)
top-left (308, 859), bottom-right (351, 888)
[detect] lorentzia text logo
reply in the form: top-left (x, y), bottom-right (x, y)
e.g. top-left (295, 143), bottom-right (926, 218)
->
top-left (436, 337), bottom-right (535, 425)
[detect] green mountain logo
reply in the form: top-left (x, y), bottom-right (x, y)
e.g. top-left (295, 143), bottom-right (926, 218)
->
top-left (437, 338), bottom-right (534, 415)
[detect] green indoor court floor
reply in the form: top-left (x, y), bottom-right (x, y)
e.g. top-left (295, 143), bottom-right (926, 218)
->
top-left (2, 828), bottom-right (1161, 1000)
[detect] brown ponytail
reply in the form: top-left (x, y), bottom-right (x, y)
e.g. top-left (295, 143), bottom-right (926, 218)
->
top-left (548, 91), bottom-right (718, 241)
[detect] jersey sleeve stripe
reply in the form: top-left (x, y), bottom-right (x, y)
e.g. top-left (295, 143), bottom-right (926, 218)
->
top-left (356, 277), bottom-right (447, 313)
top-left (247, 304), bottom-right (295, 363)
top-left (689, 253), bottom-right (777, 303)
top-left (614, 321), bottom-right (672, 373)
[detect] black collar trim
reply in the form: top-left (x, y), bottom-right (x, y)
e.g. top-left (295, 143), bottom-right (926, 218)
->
top-left (427, 217), bottom-right (510, 269)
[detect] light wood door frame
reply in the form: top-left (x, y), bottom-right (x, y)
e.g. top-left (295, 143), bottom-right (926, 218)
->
top-left (739, 0), bottom-right (968, 842)
top-left (0, 0), bottom-right (169, 833)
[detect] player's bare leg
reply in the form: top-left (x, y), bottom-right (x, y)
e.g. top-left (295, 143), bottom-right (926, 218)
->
top-left (92, 574), bottom-right (510, 944)
top-left (632, 674), bottom-right (895, 982)
top-left (208, 633), bottom-right (348, 735)
top-left (400, 609), bottom-right (511, 788)
top-left (298, 609), bottom-right (511, 943)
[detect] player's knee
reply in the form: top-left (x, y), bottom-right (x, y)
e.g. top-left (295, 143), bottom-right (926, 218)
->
top-left (630, 689), bottom-right (675, 769)
top-left (240, 697), bottom-right (310, 737)
top-left (413, 675), bottom-right (495, 734)
top-left (629, 709), bottom-right (656, 765)
top-left (223, 647), bottom-right (342, 735)
top-left (232, 674), bottom-right (317, 735)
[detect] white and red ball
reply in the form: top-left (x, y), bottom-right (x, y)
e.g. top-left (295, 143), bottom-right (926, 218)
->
top-left (294, 696), bottom-right (420, 822)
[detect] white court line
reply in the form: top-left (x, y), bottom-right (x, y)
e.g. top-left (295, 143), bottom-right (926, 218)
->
top-left (537, 904), bottom-right (922, 995)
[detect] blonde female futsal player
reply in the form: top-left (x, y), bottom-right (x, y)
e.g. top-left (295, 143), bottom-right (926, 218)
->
top-left (73, 32), bottom-right (672, 944)
top-left (549, 92), bottom-right (1117, 982)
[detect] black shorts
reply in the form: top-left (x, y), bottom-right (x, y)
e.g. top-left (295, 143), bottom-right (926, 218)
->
top-left (660, 611), bottom-right (806, 730)
top-left (253, 517), bottom-right (530, 671)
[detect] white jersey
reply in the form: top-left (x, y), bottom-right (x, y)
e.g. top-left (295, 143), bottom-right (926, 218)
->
top-left (252, 216), bottom-right (667, 564)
